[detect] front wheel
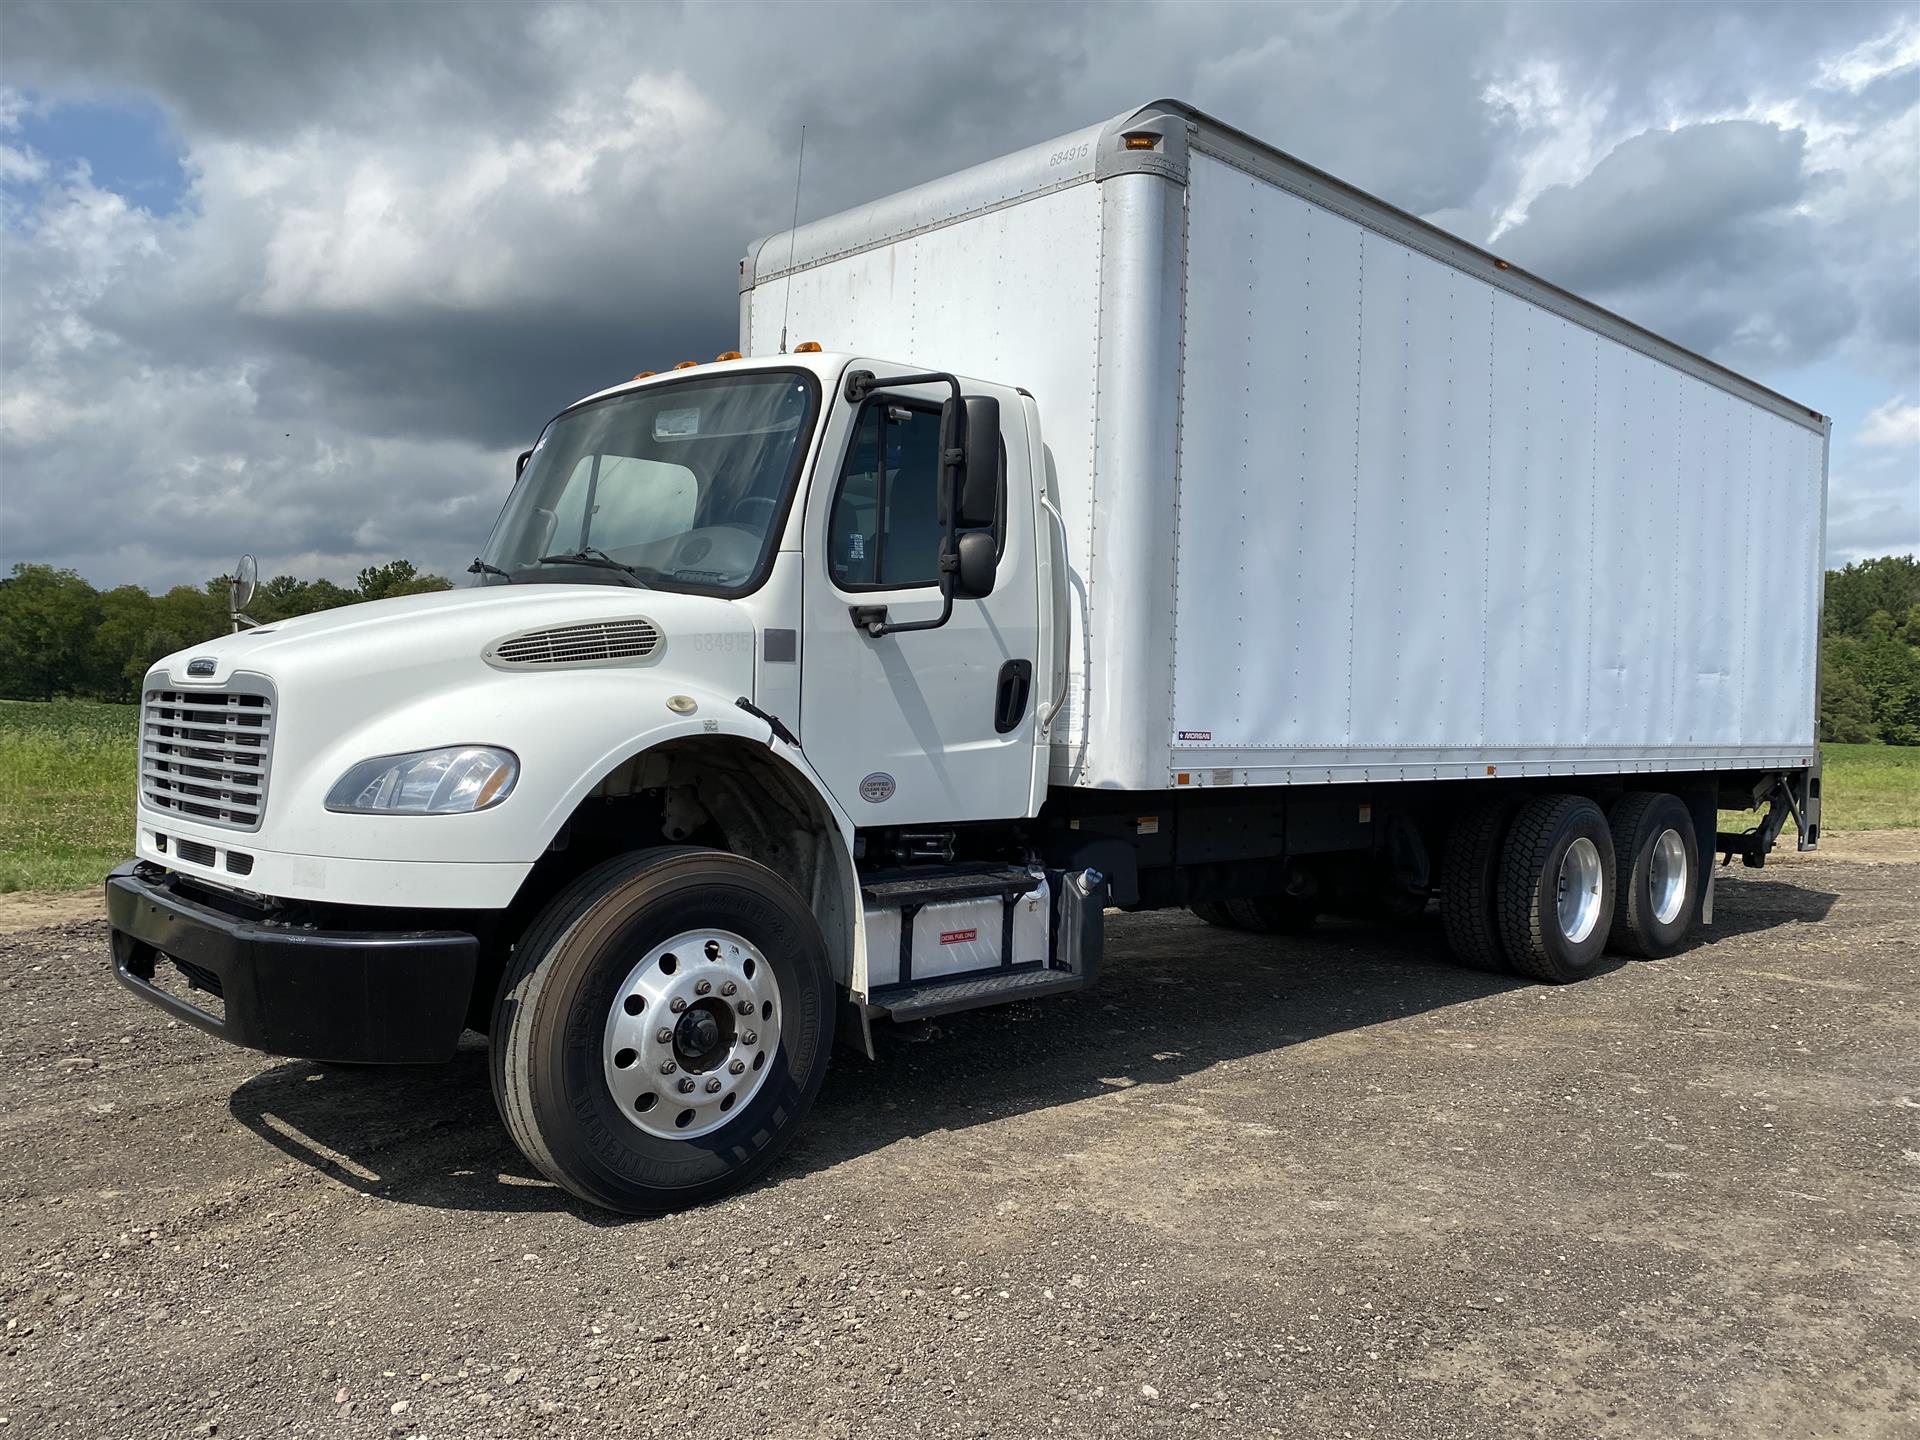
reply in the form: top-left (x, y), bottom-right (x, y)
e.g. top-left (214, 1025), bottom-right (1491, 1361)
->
top-left (491, 848), bottom-right (834, 1214)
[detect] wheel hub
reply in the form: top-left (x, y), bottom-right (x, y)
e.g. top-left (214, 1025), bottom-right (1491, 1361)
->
top-left (1555, 836), bottom-right (1605, 945)
top-left (1648, 827), bottom-right (1688, 926)
top-left (602, 927), bottom-right (780, 1140)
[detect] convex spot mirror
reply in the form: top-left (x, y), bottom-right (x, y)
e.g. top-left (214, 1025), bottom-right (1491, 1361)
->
top-left (949, 529), bottom-right (997, 600)
top-left (938, 395), bottom-right (1000, 530)
top-left (230, 553), bottom-right (258, 613)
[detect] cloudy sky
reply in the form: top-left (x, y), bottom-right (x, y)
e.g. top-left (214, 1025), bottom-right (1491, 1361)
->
top-left (1, 0), bottom-right (1915, 592)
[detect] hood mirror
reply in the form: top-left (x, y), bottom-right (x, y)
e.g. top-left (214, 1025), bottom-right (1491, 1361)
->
top-left (230, 553), bottom-right (259, 632)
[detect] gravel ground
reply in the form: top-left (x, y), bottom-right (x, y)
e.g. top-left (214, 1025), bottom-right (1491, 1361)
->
top-left (2, 836), bottom-right (1916, 1439)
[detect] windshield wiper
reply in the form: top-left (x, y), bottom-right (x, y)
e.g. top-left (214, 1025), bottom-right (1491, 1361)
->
top-left (467, 557), bottom-right (513, 582)
top-left (533, 548), bottom-right (648, 588)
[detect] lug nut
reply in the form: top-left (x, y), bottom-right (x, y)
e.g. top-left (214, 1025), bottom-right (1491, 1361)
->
top-left (705, 1077), bottom-right (722, 1093)
top-left (695, 979), bottom-right (712, 995)
top-left (659, 1060), bottom-right (677, 1075)
top-left (737, 1000), bottom-right (754, 1015)
top-left (741, 1030), bottom-right (757, 1046)
top-left (678, 1078), bottom-right (696, 1094)
top-left (670, 997), bottom-right (687, 1013)
top-left (728, 1059), bottom-right (746, 1075)
top-left (720, 981), bottom-right (737, 996)
top-left (656, 1027), bottom-right (673, 1044)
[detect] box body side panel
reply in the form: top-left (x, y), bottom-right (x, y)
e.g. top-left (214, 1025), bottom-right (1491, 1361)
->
top-left (1173, 152), bottom-right (1823, 785)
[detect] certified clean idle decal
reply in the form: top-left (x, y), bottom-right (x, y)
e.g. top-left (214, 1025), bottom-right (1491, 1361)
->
top-left (858, 772), bottom-right (896, 803)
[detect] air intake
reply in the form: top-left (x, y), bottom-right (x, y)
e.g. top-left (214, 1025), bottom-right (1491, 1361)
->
top-left (485, 617), bottom-right (662, 669)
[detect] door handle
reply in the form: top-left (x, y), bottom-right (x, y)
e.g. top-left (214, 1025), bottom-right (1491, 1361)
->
top-left (994, 660), bottom-right (1034, 734)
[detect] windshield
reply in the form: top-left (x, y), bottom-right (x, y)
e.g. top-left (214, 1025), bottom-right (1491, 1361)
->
top-left (478, 370), bottom-right (820, 594)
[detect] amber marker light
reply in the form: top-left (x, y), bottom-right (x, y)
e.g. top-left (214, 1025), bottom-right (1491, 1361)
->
top-left (793, 341), bottom-right (823, 353)
top-left (1122, 132), bottom-right (1159, 150)
top-left (673, 360), bottom-right (699, 370)
top-left (632, 370), bottom-right (657, 380)
top-left (715, 350), bottom-right (742, 361)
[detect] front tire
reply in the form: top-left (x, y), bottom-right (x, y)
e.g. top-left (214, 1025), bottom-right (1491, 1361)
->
top-left (491, 848), bottom-right (834, 1214)
top-left (1496, 795), bottom-right (1616, 984)
top-left (1606, 792), bottom-right (1700, 958)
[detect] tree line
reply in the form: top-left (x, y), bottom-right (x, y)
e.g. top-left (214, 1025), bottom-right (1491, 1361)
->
top-left (1, 553), bottom-right (1915, 743)
top-left (0, 560), bottom-right (452, 703)
top-left (1819, 554), bottom-right (1920, 745)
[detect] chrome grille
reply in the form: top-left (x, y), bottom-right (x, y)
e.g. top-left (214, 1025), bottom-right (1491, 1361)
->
top-left (487, 618), bottom-right (661, 668)
top-left (140, 678), bottom-right (275, 831)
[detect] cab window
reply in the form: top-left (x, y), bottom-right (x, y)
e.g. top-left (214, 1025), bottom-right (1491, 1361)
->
top-left (827, 403), bottom-right (946, 589)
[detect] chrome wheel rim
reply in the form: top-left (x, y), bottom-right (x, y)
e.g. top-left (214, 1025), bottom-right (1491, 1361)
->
top-left (1555, 837), bottom-right (1605, 945)
top-left (1648, 828), bottom-right (1688, 926)
top-left (602, 927), bottom-right (780, 1140)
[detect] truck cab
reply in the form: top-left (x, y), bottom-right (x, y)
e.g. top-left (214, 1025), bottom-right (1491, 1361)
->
top-left (107, 349), bottom-right (1097, 1215)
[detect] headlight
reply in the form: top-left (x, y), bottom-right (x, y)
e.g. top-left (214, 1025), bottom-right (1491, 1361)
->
top-left (325, 746), bottom-right (519, 815)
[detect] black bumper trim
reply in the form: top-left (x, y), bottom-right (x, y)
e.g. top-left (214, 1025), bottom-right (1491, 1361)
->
top-left (105, 860), bottom-right (478, 1064)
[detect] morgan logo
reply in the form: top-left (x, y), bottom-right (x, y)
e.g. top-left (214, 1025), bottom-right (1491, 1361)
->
top-left (858, 772), bottom-right (895, 803)
top-left (187, 657), bottom-right (217, 678)
top-left (939, 928), bottom-right (978, 945)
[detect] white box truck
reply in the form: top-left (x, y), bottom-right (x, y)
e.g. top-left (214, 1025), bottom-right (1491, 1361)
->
top-left (107, 101), bottom-right (1827, 1214)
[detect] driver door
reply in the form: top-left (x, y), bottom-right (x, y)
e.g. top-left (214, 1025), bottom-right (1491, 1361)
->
top-left (798, 370), bottom-right (1040, 825)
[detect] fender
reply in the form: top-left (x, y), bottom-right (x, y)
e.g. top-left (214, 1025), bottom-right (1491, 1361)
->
top-left (531, 684), bottom-right (869, 996)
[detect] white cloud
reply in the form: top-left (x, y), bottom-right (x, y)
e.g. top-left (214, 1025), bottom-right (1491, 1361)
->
top-left (1858, 395), bottom-right (1920, 450)
top-left (1816, 15), bottom-right (1920, 94)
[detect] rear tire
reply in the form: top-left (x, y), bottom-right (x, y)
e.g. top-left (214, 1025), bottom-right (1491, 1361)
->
top-left (490, 847), bottom-right (834, 1214)
top-left (1606, 792), bottom-right (1700, 958)
top-left (1224, 895), bottom-right (1318, 935)
top-left (1440, 798), bottom-right (1514, 973)
top-left (1496, 795), bottom-right (1615, 984)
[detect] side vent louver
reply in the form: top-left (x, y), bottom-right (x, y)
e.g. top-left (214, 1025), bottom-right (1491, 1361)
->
top-left (485, 617), bottom-right (662, 670)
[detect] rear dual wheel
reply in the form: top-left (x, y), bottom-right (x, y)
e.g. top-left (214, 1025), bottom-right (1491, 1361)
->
top-left (491, 848), bottom-right (833, 1214)
top-left (1495, 795), bottom-right (1616, 983)
top-left (1605, 792), bottom-right (1700, 958)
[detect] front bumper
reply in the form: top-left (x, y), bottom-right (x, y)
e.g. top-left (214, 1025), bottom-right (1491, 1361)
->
top-left (105, 861), bottom-right (478, 1063)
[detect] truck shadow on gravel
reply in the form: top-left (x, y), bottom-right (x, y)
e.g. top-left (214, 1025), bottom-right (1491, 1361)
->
top-left (225, 877), bottom-right (1837, 1220)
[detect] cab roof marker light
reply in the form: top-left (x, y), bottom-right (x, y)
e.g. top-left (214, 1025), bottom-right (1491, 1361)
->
top-left (793, 341), bottom-right (823, 353)
top-left (715, 350), bottom-right (742, 361)
top-left (673, 360), bottom-right (699, 370)
top-left (632, 370), bottom-right (657, 380)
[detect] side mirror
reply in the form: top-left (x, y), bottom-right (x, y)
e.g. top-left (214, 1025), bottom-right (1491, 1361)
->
top-left (229, 553), bottom-right (257, 614)
top-left (949, 529), bottom-right (998, 600)
top-left (516, 449), bottom-right (533, 480)
top-left (939, 395), bottom-right (1000, 530)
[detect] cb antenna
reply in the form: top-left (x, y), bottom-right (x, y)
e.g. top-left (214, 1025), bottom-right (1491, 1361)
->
top-left (779, 123), bottom-right (806, 354)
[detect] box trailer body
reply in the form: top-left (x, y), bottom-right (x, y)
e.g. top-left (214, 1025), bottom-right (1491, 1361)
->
top-left (741, 101), bottom-right (1829, 795)
top-left (105, 100), bottom-right (1828, 1215)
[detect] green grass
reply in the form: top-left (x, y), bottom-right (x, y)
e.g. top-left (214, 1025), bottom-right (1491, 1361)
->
top-left (0, 699), bottom-right (139, 893)
top-left (0, 699), bottom-right (1913, 894)
top-left (1798, 741), bottom-right (1920, 834)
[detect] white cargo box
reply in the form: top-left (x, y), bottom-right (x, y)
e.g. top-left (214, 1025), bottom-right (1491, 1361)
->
top-left (744, 100), bottom-right (1828, 794)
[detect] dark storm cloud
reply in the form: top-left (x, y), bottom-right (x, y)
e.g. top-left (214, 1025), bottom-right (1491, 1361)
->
top-left (1, 0), bottom-right (1915, 587)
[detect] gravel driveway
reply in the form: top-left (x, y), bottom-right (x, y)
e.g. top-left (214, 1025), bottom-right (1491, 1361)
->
top-left (3, 834), bottom-right (1916, 1438)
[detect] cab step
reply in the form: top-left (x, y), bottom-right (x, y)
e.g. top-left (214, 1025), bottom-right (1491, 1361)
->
top-left (869, 966), bottom-right (1089, 1021)
top-left (858, 862), bottom-right (1042, 906)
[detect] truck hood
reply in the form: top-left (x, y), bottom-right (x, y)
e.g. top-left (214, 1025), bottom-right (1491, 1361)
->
top-left (149, 583), bottom-right (747, 693)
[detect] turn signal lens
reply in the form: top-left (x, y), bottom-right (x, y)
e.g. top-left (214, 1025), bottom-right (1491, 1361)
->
top-left (793, 341), bottom-right (823, 353)
top-left (715, 350), bottom-right (742, 361)
top-left (673, 360), bottom-right (699, 370)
